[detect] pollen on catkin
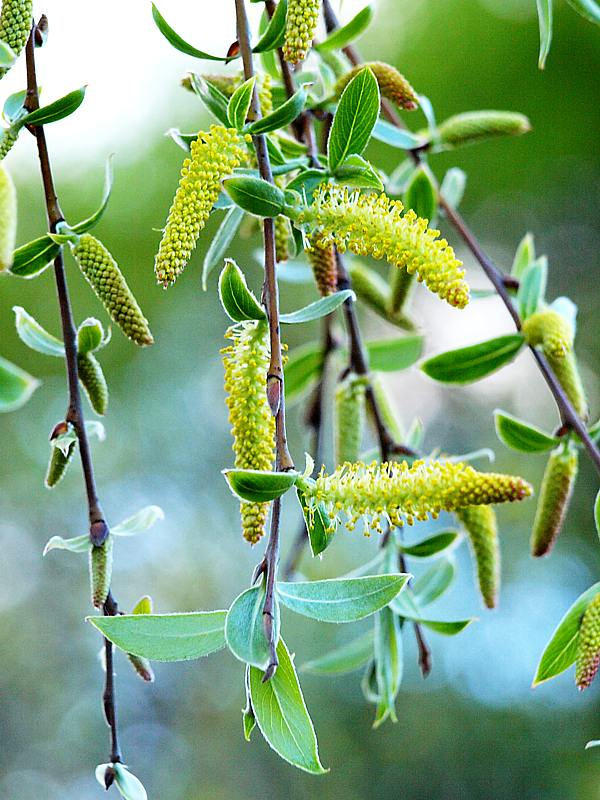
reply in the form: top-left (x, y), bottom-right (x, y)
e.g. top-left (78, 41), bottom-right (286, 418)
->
top-left (0, 161), bottom-right (16, 271)
top-left (307, 235), bottom-right (337, 296)
top-left (530, 444), bottom-right (578, 557)
top-left (335, 374), bottom-right (368, 465)
top-left (293, 186), bottom-right (469, 308)
top-left (155, 125), bottom-right (250, 287)
top-left (72, 235), bottom-right (153, 346)
top-left (0, 0), bottom-right (32, 79)
top-left (303, 459), bottom-right (531, 535)
top-left (456, 505), bottom-right (500, 609)
top-left (576, 594), bottom-right (600, 690)
top-left (78, 352), bottom-right (108, 416)
top-left (336, 62), bottom-right (418, 111)
top-left (222, 320), bottom-right (276, 544)
top-left (283, 0), bottom-right (320, 64)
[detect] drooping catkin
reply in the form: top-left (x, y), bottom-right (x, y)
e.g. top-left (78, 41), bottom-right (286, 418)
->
top-left (72, 235), bottom-right (153, 346)
top-left (0, 161), bottom-right (16, 271)
top-left (576, 594), bottom-right (600, 690)
top-left (45, 441), bottom-right (76, 489)
top-left (436, 111), bottom-right (531, 150)
top-left (283, 0), bottom-right (321, 64)
top-left (90, 537), bottom-right (113, 608)
top-left (335, 374), bottom-right (367, 465)
top-left (78, 352), bottom-right (108, 416)
top-left (336, 62), bottom-right (418, 111)
top-left (292, 186), bottom-right (469, 308)
top-left (456, 505), bottom-right (500, 609)
top-left (0, 0), bottom-right (32, 79)
top-left (0, 127), bottom-right (18, 160)
top-left (530, 444), bottom-right (578, 557)
top-left (222, 320), bottom-right (275, 544)
top-left (308, 236), bottom-right (337, 296)
top-left (154, 125), bottom-right (249, 287)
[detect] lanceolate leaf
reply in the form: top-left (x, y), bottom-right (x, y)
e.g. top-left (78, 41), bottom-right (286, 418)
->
top-left (398, 531), bottom-right (459, 558)
top-left (72, 157), bottom-right (114, 234)
top-left (225, 582), bottom-right (279, 669)
top-left (43, 534), bottom-right (89, 556)
top-left (511, 232), bottom-right (535, 279)
top-left (26, 87), bottom-right (86, 126)
top-left (440, 167), bottom-right (467, 212)
top-left (373, 606), bottom-right (402, 726)
top-left (316, 5), bottom-right (373, 51)
top-left (365, 335), bottom-right (423, 372)
top-left (218, 259), bottom-right (266, 322)
top-left (494, 409), bottom-right (559, 453)
top-left (247, 85), bottom-right (308, 135)
top-left (371, 118), bottom-right (424, 150)
top-left (412, 558), bottom-right (456, 606)
top-left (566, 0), bottom-right (600, 25)
top-left (202, 206), bottom-right (245, 290)
top-left (10, 235), bottom-right (60, 278)
top-left (280, 290), bottom-right (354, 324)
top-left (223, 469), bottom-right (299, 503)
top-left (328, 67), bottom-right (380, 171)
top-left (0, 356), bottom-right (40, 412)
top-left (302, 630), bottom-right (374, 675)
top-left (421, 334), bottom-right (525, 384)
top-left (13, 306), bottom-right (64, 357)
top-left (187, 75), bottom-right (230, 126)
top-left (111, 505), bottom-right (165, 537)
top-left (253, 0), bottom-right (287, 52)
top-left (536, 0), bottom-right (553, 69)
top-left (227, 77), bottom-right (256, 130)
top-left (223, 176), bottom-right (285, 217)
top-left (333, 154), bottom-right (384, 191)
top-left (403, 164), bottom-right (437, 222)
top-left (517, 257), bottom-right (547, 320)
top-left (88, 611), bottom-right (228, 661)
top-left (151, 4), bottom-right (236, 61)
top-left (249, 638), bottom-right (327, 774)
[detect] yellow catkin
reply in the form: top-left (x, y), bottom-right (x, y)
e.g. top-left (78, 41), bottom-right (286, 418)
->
top-left (222, 320), bottom-right (275, 544)
top-left (0, 0), bottom-right (32, 79)
top-left (90, 537), bottom-right (113, 608)
top-left (293, 186), bottom-right (469, 308)
top-left (72, 235), bottom-right (153, 346)
top-left (283, 0), bottom-right (320, 64)
top-left (335, 374), bottom-right (367, 465)
top-left (305, 459), bottom-right (532, 535)
top-left (456, 505), bottom-right (500, 609)
top-left (336, 62), bottom-right (418, 110)
top-left (155, 125), bottom-right (249, 287)
top-left (437, 111), bottom-right (531, 149)
top-left (78, 352), bottom-right (108, 416)
top-left (45, 442), bottom-right (76, 489)
top-left (0, 161), bottom-right (16, 270)
top-left (576, 594), bottom-right (600, 690)
top-left (530, 444), bottom-right (578, 557)
top-left (307, 235), bottom-right (337, 296)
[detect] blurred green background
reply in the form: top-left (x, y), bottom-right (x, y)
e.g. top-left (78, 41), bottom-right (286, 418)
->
top-left (1, 0), bottom-right (600, 797)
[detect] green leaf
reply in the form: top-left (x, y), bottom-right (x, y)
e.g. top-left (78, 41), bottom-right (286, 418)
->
top-left (398, 531), bottom-right (459, 558)
top-left (373, 606), bottom-right (402, 726)
top-left (494, 409), bottom-right (558, 453)
top-left (249, 638), bottom-right (327, 774)
top-left (412, 558), bottom-right (456, 606)
top-left (10, 235), bottom-right (60, 278)
top-left (0, 356), bottom-right (40, 413)
top-left (218, 259), bottom-right (266, 322)
top-left (328, 67), bottom-right (380, 172)
top-left (566, 0), bottom-right (600, 24)
top-left (88, 611), bottom-right (228, 661)
top-left (187, 75), bottom-right (230, 126)
top-left (3, 90), bottom-right (26, 124)
top-left (43, 534), bottom-right (89, 556)
top-left (280, 290), bottom-right (354, 324)
top-left (202, 206), bottom-right (245, 291)
top-left (277, 574), bottom-right (409, 623)
top-left (223, 469), bottom-right (299, 503)
top-left (132, 596), bottom-right (153, 615)
top-left (302, 630), bottom-right (374, 675)
top-left (76, 317), bottom-right (108, 355)
top-left (419, 618), bottom-right (474, 635)
top-left (296, 488), bottom-right (333, 557)
top-left (26, 87), bottom-right (86, 126)
top-left (421, 334), bottom-right (525, 384)
top-left (511, 232), bottom-right (535, 279)
top-left (371, 118), bottom-right (424, 150)
top-left (440, 167), bottom-right (467, 212)
top-left (111, 505), bottom-right (165, 537)
top-left (151, 4), bottom-right (235, 61)
top-left (332, 153), bottom-right (384, 191)
top-left (13, 306), bottom-right (64, 357)
top-left (112, 764), bottom-right (148, 800)
top-left (225, 582), bottom-right (279, 669)
top-left (517, 257), bottom-right (547, 319)
top-left (285, 168), bottom-right (327, 201)
top-left (536, 0), bottom-right (553, 69)
top-left (365, 335), bottom-right (423, 372)
top-left (284, 343), bottom-right (323, 402)
top-left (227, 77), bottom-right (256, 130)
top-left (403, 164), bottom-right (437, 222)
top-left (316, 5), bottom-right (373, 51)
top-left (224, 176), bottom-right (285, 217)
top-left (253, 0), bottom-right (287, 52)
top-left (533, 582), bottom-right (600, 685)
top-left (72, 157), bottom-right (114, 234)
top-left (247, 85), bottom-right (308, 135)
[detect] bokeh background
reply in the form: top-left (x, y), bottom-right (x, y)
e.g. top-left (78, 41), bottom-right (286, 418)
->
top-left (1, 1), bottom-right (600, 797)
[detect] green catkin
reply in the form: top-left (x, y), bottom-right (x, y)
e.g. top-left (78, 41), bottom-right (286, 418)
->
top-left (530, 444), bottom-right (578, 557)
top-left (293, 186), bottom-right (469, 309)
top-left (456, 505), bottom-right (500, 609)
top-left (0, 161), bottom-right (16, 271)
top-left (307, 236), bottom-right (337, 296)
top-left (154, 125), bottom-right (249, 287)
top-left (0, 126), bottom-right (18, 160)
top-left (436, 111), bottom-right (531, 149)
top-left (576, 594), bottom-right (600, 690)
top-left (335, 374), bottom-right (367, 465)
top-left (336, 62), bottom-right (418, 111)
top-left (72, 234), bottom-right (153, 346)
top-left (222, 320), bottom-right (276, 544)
top-left (0, 0), bottom-right (32, 79)
top-left (90, 537), bottom-right (113, 608)
top-left (283, 0), bottom-right (320, 64)
top-left (77, 352), bottom-right (108, 416)
top-left (45, 442), bottom-right (76, 489)
top-left (522, 310), bottom-right (588, 419)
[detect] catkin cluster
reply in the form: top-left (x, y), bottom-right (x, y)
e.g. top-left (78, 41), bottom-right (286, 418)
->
top-left (304, 459), bottom-right (531, 535)
top-left (530, 444), bottom-right (578, 557)
top-left (222, 321), bottom-right (275, 544)
top-left (283, 0), bottom-right (320, 64)
top-left (0, 0), bottom-right (32, 79)
top-left (576, 594), bottom-right (600, 690)
top-left (155, 125), bottom-right (249, 287)
top-left (293, 186), bottom-right (469, 308)
top-left (0, 162), bottom-right (16, 270)
top-left (336, 62), bottom-right (418, 110)
top-left (456, 505), bottom-right (500, 609)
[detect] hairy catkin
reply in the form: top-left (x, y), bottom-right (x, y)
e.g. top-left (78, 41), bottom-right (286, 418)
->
top-left (456, 505), bottom-right (500, 609)
top-left (530, 445), bottom-right (578, 557)
top-left (576, 594), bottom-right (600, 690)
top-left (336, 62), bottom-right (418, 110)
top-left (45, 442), bottom-right (76, 489)
top-left (0, 126), bottom-right (18, 160)
top-left (436, 111), bottom-right (531, 149)
top-left (90, 537), bottom-right (113, 608)
top-left (222, 321), bottom-right (275, 544)
top-left (283, 0), bottom-right (320, 64)
top-left (127, 654), bottom-right (155, 683)
top-left (308, 236), bottom-right (337, 296)
top-left (78, 352), bottom-right (108, 416)
top-left (72, 235), bottom-right (153, 346)
top-left (335, 374), bottom-right (367, 465)
top-left (0, 161), bottom-right (16, 271)
top-left (0, 0), bottom-right (32, 79)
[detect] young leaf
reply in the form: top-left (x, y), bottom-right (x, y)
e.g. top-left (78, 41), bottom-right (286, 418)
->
top-left (316, 5), bottom-right (373, 51)
top-left (280, 290), bottom-right (354, 324)
top-left (302, 630), bottom-right (374, 675)
top-left (112, 764), bottom-right (148, 800)
top-left (296, 488), bottom-right (333, 557)
top-left (566, 0), bottom-right (600, 25)
top-left (373, 606), bottom-right (402, 727)
top-left (277, 574), bottom-right (409, 624)
top-left (202, 206), bottom-right (245, 291)
top-left (365, 335), bottom-right (423, 372)
top-left (88, 611), bottom-right (228, 661)
top-left (0, 356), bottom-right (40, 412)
top-left (371, 118), bottom-right (424, 150)
top-left (218, 259), bottom-right (266, 322)
top-left (25, 88), bottom-right (86, 127)
top-left (111, 505), bottom-right (165, 537)
top-left (285, 168), bottom-right (327, 201)
top-left (517, 257), bottom-right (547, 320)
top-left (253, 0), bottom-right (287, 52)
top-left (403, 164), bottom-right (437, 222)
top-left (151, 4), bottom-right (235, 61)
top-left (439, 167), bottom-right (467, 212)
top-left (412, 558), bottom-right (456, 606)
top-left (77, 318), bottom-right (108, 355)
top-left (246, 85), bottom-right (308, 135)
top-left (249, 638), bottom-right (327, 774)
top-left (398, 531), bottom-right (459, 558)
top-left (536, 0), bottom-right (553, 69)
top-left (43, 534), bottom-right (90, 556)
top-left (186, 75), bottom-right (231, 126)
top-left (225, 582), bottom-right (279, 669)
top-left (223, 469), bottom-right (299, 503)
top-left (72, 156), bottom-right (114, 234)
top-left (533, 582), bottom-right (600, 685)
top-left (333, 153), bottom-right (384, 191)
top-left (10, 235), bottom-right (60, 278)
top-left (3, 90), bottom-right (26, 123)
top-left (511, 232), bottom-right (535, 279)
top-left (421, 334), bottom-right (525, 384)
top-left (227, 77), bottom-right (256, 130)
top-left (494, 409), bottom-right (559, 453)
top-left (284, 343), bottom-right (323, 402)
top-left (223, 176), bottom-right (285, 217)
top-left (328, 67), bottom-right (380, 172)
top-left (13, 306), bottom-right (64, 357)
